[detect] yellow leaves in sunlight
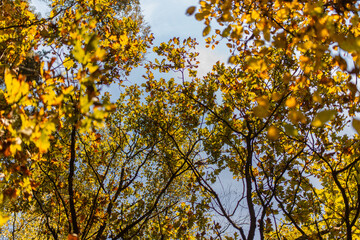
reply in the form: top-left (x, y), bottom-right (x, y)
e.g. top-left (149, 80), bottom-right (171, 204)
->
top-left (228, 55), bottom-right (237, 64)
top-left (0, 215), bottom-right (9, 226)
top-left (256, 96), bottom-right (269, 107)
top-left (41, 87), bottom-right (64, 108)
top-left (271, 92), bottom-right (282, 101)
top-left (72, 33), bottom-right (106, 65)
top-left (231, 25), bottom-right (243, 39)
top-left (35, 120), bottom-right (56, 153)
top-left (299, 40), bottom-right (315, 51)
top-left (253, 96), bottom-right (270, 118)
top-left (72, 40), bottom-right (86, 64)
top-left (285, 97), bottom-right (297, 108)
top-left (312, 92), bottom-right (322, 103)
top-left (299, 55), bottom-right (310, 64)
top-left (4, 70), bottom-right (30, 104)
top-left (277, 8), bottom-right (289, 19)
top-left (250, 10), bottom-right (260, 21)
top-left (267, 125), bottom-right (279, 140)
top-left (119, 35), bottom-right (129, 45)
top-left (246, 57), bottom-right (267, 72)
top-left (288, 110), bottom-right (306, 124)
top-left (311, 110), bottom-right (336, 127)
top-left (319, 28), bottom-right (329, 39)
top-left (64, 58), bottom-right (75, 70)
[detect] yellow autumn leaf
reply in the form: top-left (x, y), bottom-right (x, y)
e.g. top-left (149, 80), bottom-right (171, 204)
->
top-left (285, 97), bottom-right (297, 108)
top-left (0, 214), bottom-right (9, 226)
top-left (256, 96), bottom-right (269, 107)
top-left (251, 10), bottom-right (260, 20)
top-left (299, 55), bottom-right (310, 63)
top-left (267, 125), bottom-right (279, 140)
top-left (72, 41), bottom-right (85, 64)
top-left (63, 85), bottom-right (75, 95)
top-left (312, 92), bottom-right (322, 103)
top-left (228, 55), bottom-right (236, 64)
top-left (352, 118), bottom-right (360, 134)
top-left (271, 92), bottom-right (282, 101)
top-left (64, 58), bottom-right (75, 70)
top-left (221, 12), bottom-right (233, 21)
top-left (186, 6), bottom-right (196, 16)
top-left (231, 25), bottom-right (243, 38)
top-left (4, 69), bottom-right (29, 104)
top-left (42, 89), bottom-right (63, 106)
top-left (247, 58), bottom-right (266, 71)
top-left (119, 34), bottom-right (128, 45)
top-left (203, 25), bottom-right (211, 37)
top-left (87, 63), bottom-right (99, 74)
top-left (319, 28), bottom-right (329, 38)
top-left (288, 110), bottom-right (306, 124)
top-left (35, 121), bottom-right (56, 153)
top-left (277, 8), bottom-right (289, 19)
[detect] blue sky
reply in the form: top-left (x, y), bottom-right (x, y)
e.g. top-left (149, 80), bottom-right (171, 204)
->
top-left (30, 0), bottom-right (228, 78)
top-left (29, 0), bottom-right (240, 208)
top-left (30, 0), bottom-right (229, 101)
top-left (138, 0), bottom-right (228, 78)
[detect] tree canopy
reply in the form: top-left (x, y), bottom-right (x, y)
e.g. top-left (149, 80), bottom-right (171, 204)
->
top-left (1, 0), bottom-right (360, 239)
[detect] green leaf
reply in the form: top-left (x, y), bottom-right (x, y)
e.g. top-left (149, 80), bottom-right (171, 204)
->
top-left (311, 110), bottom-right (337, 127)
top-left (253, 105), bottom-right (269, 118)
top-left (284, 124), bottom-right (298, 136)
top-left (221, 25), bottom-right (231, 37)
top-left (85, 34), bottom-right (98, 53)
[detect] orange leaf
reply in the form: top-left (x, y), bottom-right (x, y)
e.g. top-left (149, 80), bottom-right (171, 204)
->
top-left (68, 234), bottom-right (78, 240)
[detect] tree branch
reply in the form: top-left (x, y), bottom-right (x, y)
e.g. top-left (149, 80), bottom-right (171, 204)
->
top-left (69, 125), bottom-right (79, 235)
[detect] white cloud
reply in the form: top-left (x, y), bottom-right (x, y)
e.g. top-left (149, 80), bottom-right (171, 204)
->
top-left (196, 45), bottom-right (229, 77)
top-left (140, 0), bottom-right (203, 39)
top-left (140, 0), bottom-right (229, 77)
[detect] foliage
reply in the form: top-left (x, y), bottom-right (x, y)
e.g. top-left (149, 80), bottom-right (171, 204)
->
top-left (2, 0), bottom-right (360, 239)
top-left (181, 0), bottom-right (360, 239)
top-left (0, 0), bottom-right (212, 239)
